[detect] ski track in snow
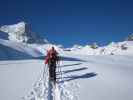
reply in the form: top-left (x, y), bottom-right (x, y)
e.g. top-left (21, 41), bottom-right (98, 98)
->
top-left (54, 84), bottom-right (61, 100)
top-left (21, 60), bottom-right (80, 100)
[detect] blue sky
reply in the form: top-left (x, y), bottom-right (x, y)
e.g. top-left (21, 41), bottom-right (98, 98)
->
top-left (0, 0), bottom-right (133, 47)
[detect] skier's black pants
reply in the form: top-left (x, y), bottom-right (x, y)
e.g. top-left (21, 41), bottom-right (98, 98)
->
top-left (48, 59), bottom-right (56, 82)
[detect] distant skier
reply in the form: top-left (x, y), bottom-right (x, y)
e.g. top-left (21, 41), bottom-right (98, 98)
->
top-left (45, 47), bottom-right (59, 84)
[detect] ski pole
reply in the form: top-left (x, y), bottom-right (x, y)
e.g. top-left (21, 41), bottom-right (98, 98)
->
top-left (43, 64), bottom-right (48, 82)
top-left (60, 60), bottom-right (63, 82)
top-left (58, 58), bottom-right (63, 82)
top-left (43, 64), bottom-right (46, 79)
top-left (57, 61), bottom-right (60, 82)
top-left (56, 58), bottom-right (60, 82)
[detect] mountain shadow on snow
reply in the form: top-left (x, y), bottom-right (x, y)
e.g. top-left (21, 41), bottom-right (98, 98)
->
top-left (0, 31), bottom-right (9, 40)
top-left (0, 44), bottom-right (33, 60)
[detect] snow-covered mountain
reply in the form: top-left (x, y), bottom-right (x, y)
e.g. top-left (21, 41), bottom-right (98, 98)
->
top-left (0, 22), bottom-right (48, 44)
top-left (0, 21), bottom-right (133, 60)
top-left (0, 22), bottom-right (50, 60)
top-left (64, 41), bottom-right (133, 55)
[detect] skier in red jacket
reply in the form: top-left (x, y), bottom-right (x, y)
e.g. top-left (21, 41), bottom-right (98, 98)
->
top-left (45, 47), bottom-right (59, 83)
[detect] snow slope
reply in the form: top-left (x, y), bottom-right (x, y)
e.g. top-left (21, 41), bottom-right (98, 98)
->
top-left (0, 39), bottom-right (43, 60)
top-left (0, 31), bottom-right (9, 40)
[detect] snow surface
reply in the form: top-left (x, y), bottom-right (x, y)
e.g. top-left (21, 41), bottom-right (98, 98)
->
top-left (0, 54), bottom-right (133, 100)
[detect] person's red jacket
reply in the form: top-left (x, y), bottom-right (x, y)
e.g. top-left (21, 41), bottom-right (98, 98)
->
top-left (45, 47), bottom-right (58, 64)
